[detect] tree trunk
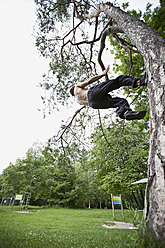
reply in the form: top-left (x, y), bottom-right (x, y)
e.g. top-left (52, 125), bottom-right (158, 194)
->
top-left (99, 4), bottom-right (165, 241)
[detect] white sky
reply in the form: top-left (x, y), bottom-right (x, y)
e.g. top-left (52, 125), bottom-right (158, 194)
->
top-left (0, 0), bottom-right (159, 174)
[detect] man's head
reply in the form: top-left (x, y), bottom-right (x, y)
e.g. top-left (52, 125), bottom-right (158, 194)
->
top-left (70, 85), bottom-right (75, 96)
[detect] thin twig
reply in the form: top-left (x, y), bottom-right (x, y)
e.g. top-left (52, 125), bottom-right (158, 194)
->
top-left (113, 34), bottom-right (139, 54)
top-left (130, 86), bottom-right (144, 106)
top-left (54, 106), bottom-right (86, 142)
top-left (98, 110), bottom-right (113, 149)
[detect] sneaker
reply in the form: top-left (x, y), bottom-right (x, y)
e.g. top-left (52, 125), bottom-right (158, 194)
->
top-left (140, 72), bottom-right (148, 86)
top-left (124, 110), bottom-right (146, 120)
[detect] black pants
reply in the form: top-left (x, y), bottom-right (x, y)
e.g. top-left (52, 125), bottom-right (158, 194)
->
top-left (87, 75), bottom-right (138, 119)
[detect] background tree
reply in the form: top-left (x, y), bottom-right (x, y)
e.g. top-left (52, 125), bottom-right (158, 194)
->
top-left (0, 144), bottom-right (47, 203)
top-left (43, 147), bottom-right (76, 207)
top-left (90, 119), bottom-right (149, 208)
top-left (0, 143), bottom-right (99, 208)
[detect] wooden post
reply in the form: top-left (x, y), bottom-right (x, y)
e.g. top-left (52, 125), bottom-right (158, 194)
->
top-left (111, 194), bottom-right (115, 217)
top-left (120, 194), bottom-right (124, 218)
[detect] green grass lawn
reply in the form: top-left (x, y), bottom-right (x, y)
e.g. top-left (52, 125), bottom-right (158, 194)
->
top-left (0, 206), bottom-right (144, 248)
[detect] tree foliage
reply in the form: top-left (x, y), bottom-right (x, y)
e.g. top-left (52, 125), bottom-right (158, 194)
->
top-left (89, 119), bottom-right (149, 207)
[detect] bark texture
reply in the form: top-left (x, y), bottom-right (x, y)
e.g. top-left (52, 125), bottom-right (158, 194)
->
top-left (99, 3), bottom-right (165, 241)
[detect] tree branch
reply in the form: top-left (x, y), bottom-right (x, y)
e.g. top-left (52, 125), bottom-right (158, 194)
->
top-left (98, 25), bottom-right (124, 79)
top-left (98, 110), bottom-right (114, 149)
top-left (84, 8), bottom-right (102, 19)
top-left (53, 106), bottom-right (86, 143)
top-left (113, 33), bottom-right (139, 54)
top-left (130, 86), bottom-right (144, 106)
top-left (128, 49), bottom-right (133, 75)
top-left (89, 16), bottom-right (98, 62)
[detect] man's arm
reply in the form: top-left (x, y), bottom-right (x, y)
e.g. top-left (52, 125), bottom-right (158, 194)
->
top-left (77, 65), bottom-right (109, 88)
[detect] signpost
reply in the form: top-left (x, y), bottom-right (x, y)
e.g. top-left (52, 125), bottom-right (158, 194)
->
top-left (11, 192), bottom-right (31, 209)
top-left (111, 194), bottom-right (124, 218)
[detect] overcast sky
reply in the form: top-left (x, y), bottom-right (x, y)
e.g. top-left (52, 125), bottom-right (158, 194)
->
top-left (0, 0), bottom-right (159, 174)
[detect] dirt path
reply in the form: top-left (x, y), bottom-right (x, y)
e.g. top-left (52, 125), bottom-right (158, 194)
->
top-left (102, 221), bottom-right (138, 229)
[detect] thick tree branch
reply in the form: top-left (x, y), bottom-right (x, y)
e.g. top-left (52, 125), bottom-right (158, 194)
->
top-left (98, 25), bottom-right (124, 79)
top-left (84, 4), bottom-right (139, 77)
top-left (84, 8), bottom-right (102, 19)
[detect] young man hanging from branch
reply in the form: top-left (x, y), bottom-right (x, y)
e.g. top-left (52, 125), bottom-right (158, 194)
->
top-left (70, 65), bottom-right (147, 120)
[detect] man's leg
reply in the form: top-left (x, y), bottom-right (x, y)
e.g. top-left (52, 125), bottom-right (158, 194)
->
top-left (88, 75), bottom-right (138, 101)
top-left (114, 98), bottom-right (132, 119)
top-left (88, 72), bottom-right (147, 101)
top-left (111, 97), bottom-right (146, 120)
top-left (88, 93), bottom-right (146, 120)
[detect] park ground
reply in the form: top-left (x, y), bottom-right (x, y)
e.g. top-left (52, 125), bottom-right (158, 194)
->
top-left (0, 206), bottom-right (164, 248)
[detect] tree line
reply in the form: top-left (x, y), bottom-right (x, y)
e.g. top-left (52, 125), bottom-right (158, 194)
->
top-left (0, 119), bottom-right (149, 209)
